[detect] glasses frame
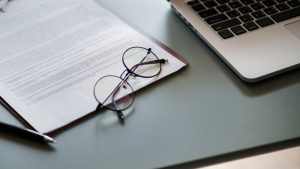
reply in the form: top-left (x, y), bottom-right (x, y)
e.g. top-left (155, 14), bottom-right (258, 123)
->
top-left (122, 46), bottom-right (163, 78)
top-left (93, 46), bottom-right (167, 124)
top-left (93, 74), bottom-right (135, 112)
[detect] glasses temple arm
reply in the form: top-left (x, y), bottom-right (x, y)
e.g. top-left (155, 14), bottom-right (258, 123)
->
top-left (136, 59), bottom-right (168, 66)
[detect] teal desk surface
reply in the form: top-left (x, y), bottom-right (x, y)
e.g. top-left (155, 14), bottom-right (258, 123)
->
top-left (0, 0), bottom-right (299, 169)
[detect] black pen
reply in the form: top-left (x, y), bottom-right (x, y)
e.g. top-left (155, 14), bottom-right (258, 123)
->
top-left (0, 121), bottom-right (56, 143)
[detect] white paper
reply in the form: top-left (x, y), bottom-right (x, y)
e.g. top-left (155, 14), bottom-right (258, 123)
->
top-left (0, 0), bottom-right (186, 133)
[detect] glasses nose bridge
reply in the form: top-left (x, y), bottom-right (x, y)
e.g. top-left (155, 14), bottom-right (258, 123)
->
top-left (121, 62), bottom-right (142, 80)
top-left (120, 68), bottom-right (132, 80)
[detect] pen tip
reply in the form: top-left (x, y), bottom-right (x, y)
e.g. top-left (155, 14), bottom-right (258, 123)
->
top-left (44, 135), bottom-right (56, 143)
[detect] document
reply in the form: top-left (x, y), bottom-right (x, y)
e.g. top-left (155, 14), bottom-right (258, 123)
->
top-left (0, 0), bottom-right (186, 133)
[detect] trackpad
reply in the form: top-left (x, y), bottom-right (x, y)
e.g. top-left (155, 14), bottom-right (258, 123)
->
top-left (285, 20), bottom-right (300, 40)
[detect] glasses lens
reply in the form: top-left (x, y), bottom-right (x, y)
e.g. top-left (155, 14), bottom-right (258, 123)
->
top-left (122, 47), bottom-right (161, 78)
top-left (94, 75), bottom-right (134, 111)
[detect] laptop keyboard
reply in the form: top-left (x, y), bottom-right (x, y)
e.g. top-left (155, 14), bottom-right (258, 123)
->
top-left (187, 0), bottom-right (300, 39)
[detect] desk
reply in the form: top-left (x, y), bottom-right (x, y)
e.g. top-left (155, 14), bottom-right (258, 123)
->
top-left (199, 145), bottom-right (300, 169)
top-left (0, 0), bottom-right (300, 169)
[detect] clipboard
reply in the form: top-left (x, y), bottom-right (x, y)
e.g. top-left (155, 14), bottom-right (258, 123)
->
top-left (0, 0), bottom-right (187, 133)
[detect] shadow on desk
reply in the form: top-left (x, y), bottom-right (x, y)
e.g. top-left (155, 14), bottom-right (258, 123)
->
top-left (164, 9), bottom-right (300, 98)
top-left (163, 137), bottom-right (300, 169)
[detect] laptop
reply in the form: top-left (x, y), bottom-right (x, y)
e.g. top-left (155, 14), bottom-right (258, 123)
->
top-left (168, 0), bottom-right (300, 82)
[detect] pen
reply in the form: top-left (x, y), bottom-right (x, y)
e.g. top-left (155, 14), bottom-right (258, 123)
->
top-left (0, 121), bottom-right (56, 143)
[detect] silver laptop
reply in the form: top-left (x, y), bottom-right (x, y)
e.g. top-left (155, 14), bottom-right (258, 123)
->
top-left (169, 0), bottom-right (300, 82)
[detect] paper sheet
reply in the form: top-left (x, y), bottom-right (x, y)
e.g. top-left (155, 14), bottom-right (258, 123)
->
top-left (0, 0), bottom-right (186, 133)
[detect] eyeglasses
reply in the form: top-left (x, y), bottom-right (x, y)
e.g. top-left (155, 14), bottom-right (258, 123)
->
top-left (93, 46), bottom-right (167, 124)
top-left (0, 0), bottom-right (12, 13)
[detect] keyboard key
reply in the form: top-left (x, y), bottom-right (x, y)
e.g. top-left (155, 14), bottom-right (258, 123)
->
top-left (217, 0), bottom-right (230, 4)
top-left (230, 25), bottom-right (247, 35)
top-left (198, 8), bottom-right (218, 18)
top-left (187, 0), bottom-right (200, 6)
top-left (287, 0), bottom-right (300, 7)
top-left (229, 1), bottom-right (243, 8)
top-left (271, 6), bottom-right (300, 22)
top-left (192, 4), bottom-right (206, 11)
top-left (217, 4), bottom-right (231, 12)
top-left (276, 0), bottom-right (288, 3)
top-left (255, 17), bottom-right (275, 26)
top-left (238, 6), bottom-right (253, 14)
top-left (240, 14), bottom-right (254, 22)
top-left (211, 18), bottom-right (241, 31)
top-left (264, 6), bottom-right (279, 14)
top-left (204, 0), bottom-right (218, 8)
top-left (205, 14), bottom-right (229, 24)
top-left (243, 21), bottom-right (259, 30)
top-left (218, 29), bottom-right (234, 39)
top-left (262, 0), bottom-right (277, 6)
top-left (227, 10), bottom-right (241, 17)
top-left (241, 0), bottom-right (255, 5)
top-left (250, 2), bottom-right (265, 10)
top-left (275, 3), bottom-right (291, 11)
top-left (252, 10), bottom-right (266, 18)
